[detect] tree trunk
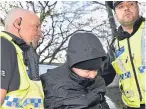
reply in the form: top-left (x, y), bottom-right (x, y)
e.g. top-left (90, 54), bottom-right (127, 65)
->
top-left (105, 1), bottom-right (117, 39)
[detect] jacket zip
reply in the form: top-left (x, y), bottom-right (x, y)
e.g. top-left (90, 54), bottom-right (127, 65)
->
top-left (127, 38), bottom-right (142, 101)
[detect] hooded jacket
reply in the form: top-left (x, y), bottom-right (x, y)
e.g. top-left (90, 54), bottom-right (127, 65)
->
top-left (40, 32), bottom-right (109, 109)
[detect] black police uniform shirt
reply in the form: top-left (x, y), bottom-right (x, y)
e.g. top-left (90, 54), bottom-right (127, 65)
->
top-left (1, 31), bottom-right (29, 92)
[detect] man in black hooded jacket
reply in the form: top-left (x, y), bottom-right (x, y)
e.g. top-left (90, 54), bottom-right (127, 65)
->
top-left (40, 32), bottom-right (110, 109)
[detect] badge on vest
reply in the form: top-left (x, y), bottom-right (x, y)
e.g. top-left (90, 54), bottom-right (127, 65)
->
top-left (115, 46), bottom-right (125, 58)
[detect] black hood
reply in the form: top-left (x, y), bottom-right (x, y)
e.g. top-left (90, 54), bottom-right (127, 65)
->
top-left (67, 32), bottom-right (107, 68)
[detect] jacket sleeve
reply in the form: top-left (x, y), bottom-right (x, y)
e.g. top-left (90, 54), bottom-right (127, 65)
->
top-left (40, 73), bottom-right (88, 109)
top-left (44, 83), bottom-right (106, 109)
top-left (101, 63), bottom-right (116, 86)
top-left (100, 54), bottom-right (116, 86)
top-left (1, 37), bottom-right (20, 91)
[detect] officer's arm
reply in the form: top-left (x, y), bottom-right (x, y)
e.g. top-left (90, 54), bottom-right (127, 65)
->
top-left (0, 38), bottom-right (9, 105)
top-left (0, 38), bottom-right (18, 105)
top-left (101, 51), bottom-right (116, 86)
top-left (0, 89), bottom-right (7, 105)
top-left (101, 63), bottom-right (116, 86)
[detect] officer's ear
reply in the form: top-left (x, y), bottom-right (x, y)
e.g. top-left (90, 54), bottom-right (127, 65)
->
top-left (114, 11), bottom-right (117, 20)
top-left (13, 17), bottom-right (22, 30)
top-left (114, 12), bottom-right (120, 24)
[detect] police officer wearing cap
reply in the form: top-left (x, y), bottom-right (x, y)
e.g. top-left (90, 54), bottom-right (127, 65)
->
top-left (106, 1), bottom-right (146, 109)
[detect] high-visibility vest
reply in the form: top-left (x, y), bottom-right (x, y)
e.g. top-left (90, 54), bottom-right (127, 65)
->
top-left (112, 21), bottom-right (146, 108)
top-left (0, 32), bottom-right (44, 109)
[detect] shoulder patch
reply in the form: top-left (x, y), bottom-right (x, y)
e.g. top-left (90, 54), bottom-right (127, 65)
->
top-left (115, 46), bottom-right (125, 58)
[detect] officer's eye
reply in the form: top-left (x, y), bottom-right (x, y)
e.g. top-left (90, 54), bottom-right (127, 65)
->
top-left (128, 2), bottom-right (136, 6)
top-left (34, 25), bottom-right (40, 31)
top-left (117, 5), bottom-right (124, 9)
top-left (129, 2), bottom-right (134, 6)
top-left (35, 25), bottom-right (39, 29)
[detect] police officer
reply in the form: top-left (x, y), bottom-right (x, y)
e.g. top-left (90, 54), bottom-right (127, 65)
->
top-left (0, 8), bottom-right (44, 108)
top-left (107, 1), bottom-right (146, 109)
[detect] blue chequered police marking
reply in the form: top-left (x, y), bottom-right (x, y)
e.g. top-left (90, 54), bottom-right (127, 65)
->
top-left (5, 96), bottom-right (9, 100)
top-left (22, 98), bottom-right (42, 108)
top-left (4, 96), bottom-right (42, 108)
top-left (120, 72), bottom-right (131, 80)
top-left (115, 46), bottom-right (125, 58)
top-left (4, 97), bottom-right (21, 107)
top-left (138, 66), bottom-right (146, 73)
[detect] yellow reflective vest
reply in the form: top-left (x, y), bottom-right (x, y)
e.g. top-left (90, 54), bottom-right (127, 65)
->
top-left (0, 32), bottom-right (44, 109)
top-left (112, 21), bottom-right (146, 108)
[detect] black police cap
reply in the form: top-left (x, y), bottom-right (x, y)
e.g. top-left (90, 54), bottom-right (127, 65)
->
top-left (107, 1), bottom-right (138, 10)
top-left (107, 1), bottom-right (123, 9)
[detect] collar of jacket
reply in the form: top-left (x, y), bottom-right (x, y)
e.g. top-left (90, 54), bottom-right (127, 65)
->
top-left (2, 31), bottom-right (30, 52)
top-left (117, 16), bottom-right (145, 40)
top-left (69, 69), bottom-right (95, 87)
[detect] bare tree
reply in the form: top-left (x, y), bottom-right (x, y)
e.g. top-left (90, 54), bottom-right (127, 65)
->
top-left (1, 1), bottom-right (111, 64)
top-left (1, 1), bottom-right (146, 64)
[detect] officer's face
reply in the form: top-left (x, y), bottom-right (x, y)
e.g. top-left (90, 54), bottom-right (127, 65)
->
top-left (114, 1), bottom-right (139, 26)
top-left (20, 14), bottom-right (42, 48)
top-left (72, 68), bottom-right (98, 79)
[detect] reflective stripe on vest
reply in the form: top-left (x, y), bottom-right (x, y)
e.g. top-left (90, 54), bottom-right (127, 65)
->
top-left (3, 96), bottom-right (42, 108)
